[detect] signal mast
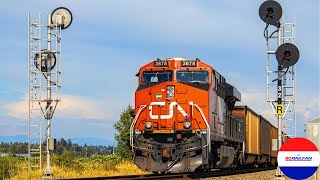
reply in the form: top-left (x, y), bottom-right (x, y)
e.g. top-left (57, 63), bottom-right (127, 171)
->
top-left (28, 7), bottom-right (73, 178)
top-left (259, 1), bottom-right (300, 179)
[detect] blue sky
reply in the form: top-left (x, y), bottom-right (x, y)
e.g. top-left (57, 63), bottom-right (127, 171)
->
top-left (0, 0), bottom-right (319, 143)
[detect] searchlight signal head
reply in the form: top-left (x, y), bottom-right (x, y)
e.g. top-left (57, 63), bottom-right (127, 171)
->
top-left (34, 50), bottom-right (56, 72)
top-left (276, 43), bottom-right (300, 68)
top-left (51, 7), bottom-right (73, 29)
top-left (259, 0), bottom-right (282, 26)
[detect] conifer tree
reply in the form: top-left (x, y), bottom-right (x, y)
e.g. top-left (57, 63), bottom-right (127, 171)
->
top-left (113, 105), bottom-right (134, 159)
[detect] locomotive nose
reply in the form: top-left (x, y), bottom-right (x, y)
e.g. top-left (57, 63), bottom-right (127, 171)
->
top-left (149, 83), bottom-right (175, 101)
top-left (145, 83), bottom-right (195, 131)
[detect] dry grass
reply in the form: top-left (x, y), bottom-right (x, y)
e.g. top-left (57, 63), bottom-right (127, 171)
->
top-left (5, 155), bottom-right (148, 180)
top-left (8, 161), bottom-right (147, 179)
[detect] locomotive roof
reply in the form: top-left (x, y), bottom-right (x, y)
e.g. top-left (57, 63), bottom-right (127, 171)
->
top-left (139, 58), bottom-right (213, 70)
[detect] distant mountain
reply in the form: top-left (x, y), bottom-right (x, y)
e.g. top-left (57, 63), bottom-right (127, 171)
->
top-left (0, 135), bottom-right (114, 146)
top-left (70, 137), bottom-right (114, 146)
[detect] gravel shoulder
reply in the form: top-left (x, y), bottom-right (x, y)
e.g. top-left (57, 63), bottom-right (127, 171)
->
top-left (201, 169), bottom-right (320, 180)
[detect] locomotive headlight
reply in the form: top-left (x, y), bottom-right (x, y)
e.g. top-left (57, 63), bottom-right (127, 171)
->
top-left (167, 86), bottom-right (175, 98)
top-left (184, 121), bottom-right (191, 129)
top-left (145, 122), bottom-right (152, 129)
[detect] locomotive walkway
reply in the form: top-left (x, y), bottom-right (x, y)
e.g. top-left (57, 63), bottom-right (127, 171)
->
top-left (55, 166), bottom-right (276, 180)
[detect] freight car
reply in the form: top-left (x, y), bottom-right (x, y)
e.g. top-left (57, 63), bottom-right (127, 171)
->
top-left (130, 58), bottom-right (288, 173)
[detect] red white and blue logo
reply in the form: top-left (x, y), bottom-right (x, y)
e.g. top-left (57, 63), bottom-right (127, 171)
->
top-left (278, 138), bottom-right (320, 180)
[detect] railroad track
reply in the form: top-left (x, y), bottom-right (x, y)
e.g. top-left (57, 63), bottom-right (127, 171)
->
top-left (55, 166), bottom-right (276, 180)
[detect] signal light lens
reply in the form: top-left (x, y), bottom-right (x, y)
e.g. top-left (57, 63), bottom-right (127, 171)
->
top-left (284, 50), bottom-right (291, 59)
top-left (267, 7), bottom-right (274, 16)
top-left (145, 122), bottom-right (152, 129)
top-left (259, 0), bottom-right (282, 26)
top-left (184, 121), bottom-right (191, 129)
top-left (34, 50), bottom-right (57, 72)
top-left (276, 43), bottom-right (300, 68)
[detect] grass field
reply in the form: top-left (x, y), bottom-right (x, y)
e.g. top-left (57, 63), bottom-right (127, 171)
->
top-left (1, 153), bottom-right (148, 179)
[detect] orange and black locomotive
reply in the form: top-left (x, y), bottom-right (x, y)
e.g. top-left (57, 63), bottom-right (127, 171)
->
top-left (131, 58), bottom-right (284, 173)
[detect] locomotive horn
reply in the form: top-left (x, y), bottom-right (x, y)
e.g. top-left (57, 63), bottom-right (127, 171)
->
top-left (276, 43), bottom-right (300, 68)
top-left (259, 0), bottom-right (282, 26)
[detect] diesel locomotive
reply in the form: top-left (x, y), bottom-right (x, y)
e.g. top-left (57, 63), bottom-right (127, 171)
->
top-left (130, 58), bottom-right (285, 173)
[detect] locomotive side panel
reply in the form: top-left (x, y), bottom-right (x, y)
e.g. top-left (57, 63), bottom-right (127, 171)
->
top-left (217, 97), bottom-right (227, 139)
top-left (209, 85), bottom-right (225, 141)
top-left (209, 70), bottom-right (229, 142)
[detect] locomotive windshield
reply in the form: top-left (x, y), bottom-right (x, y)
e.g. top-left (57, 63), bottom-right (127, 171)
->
top-left (176, 70), bottom-right (209, 83)
top-left (142, 70), bottom-right (173, 83)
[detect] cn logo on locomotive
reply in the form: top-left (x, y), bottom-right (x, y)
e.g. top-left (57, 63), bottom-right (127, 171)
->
top-left (149, 101), bottom-right (192, 119)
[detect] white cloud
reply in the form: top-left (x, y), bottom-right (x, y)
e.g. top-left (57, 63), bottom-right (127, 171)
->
top-left (297, 96), bottom-right (320, 122)
top-left (239, 91), bottom-right (320, 127)
top-left (238, 91), bottom-right (277, 125)
top-left (3, 94), bottom-right (113, 120)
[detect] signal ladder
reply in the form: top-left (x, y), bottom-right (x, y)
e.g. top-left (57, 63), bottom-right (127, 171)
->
top-left (28, 12), bottom-right (62, 176)
top-left (28, 15), bottom-right (43, 173)
top-left (266, 19), bottom-right (297, 140)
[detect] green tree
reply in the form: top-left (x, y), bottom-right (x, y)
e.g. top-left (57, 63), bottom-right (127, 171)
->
top-left (113, 105), bottom-right (134, 159)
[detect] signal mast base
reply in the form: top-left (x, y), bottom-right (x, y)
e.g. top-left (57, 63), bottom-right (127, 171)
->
top-left (274, 166), bottom-right (285, 180)
top-left (42, 166), bottom-right (53, 179)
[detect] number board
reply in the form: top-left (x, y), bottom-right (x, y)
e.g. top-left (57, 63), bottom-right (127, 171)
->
top-left (154, 61), bottom-right (168, 67)
top-left (181, 60), bottom-right (197, 67)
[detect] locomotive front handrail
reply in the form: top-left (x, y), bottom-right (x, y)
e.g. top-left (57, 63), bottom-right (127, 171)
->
top-left (130, 103), bottom-right (210, 153)
top-left (130, 105), bottom-right (147, 149)
top-left (193, 104), bottom-right (211, 153)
